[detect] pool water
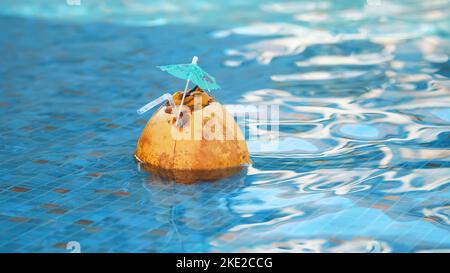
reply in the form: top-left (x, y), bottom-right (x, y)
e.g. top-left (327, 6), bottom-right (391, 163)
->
top-left (1, 0), bottom-right (450, 252)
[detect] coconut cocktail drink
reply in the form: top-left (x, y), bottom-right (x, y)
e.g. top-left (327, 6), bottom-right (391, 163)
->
top-left (135, 57), bottom-right (250, 183)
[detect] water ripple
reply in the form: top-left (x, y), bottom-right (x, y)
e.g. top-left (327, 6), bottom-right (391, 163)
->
top-left (1, 0), bottom-right (449, 252)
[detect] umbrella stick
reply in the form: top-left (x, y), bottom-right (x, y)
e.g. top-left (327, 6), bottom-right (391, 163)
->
top-left (176, 56), bottom-right (198, 126)
top-left (176, 77), bottom-right (190, 125)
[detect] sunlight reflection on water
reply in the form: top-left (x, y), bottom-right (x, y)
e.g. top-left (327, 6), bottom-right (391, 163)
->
top-left (0, 0), bottom-right (449, 252)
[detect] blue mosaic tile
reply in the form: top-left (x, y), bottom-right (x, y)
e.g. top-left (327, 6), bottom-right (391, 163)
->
top-left (1, 1), bottom-right (450, 253)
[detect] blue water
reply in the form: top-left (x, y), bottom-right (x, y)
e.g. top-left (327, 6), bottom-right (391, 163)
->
top-left (1, 0), bottom-right (450, 252)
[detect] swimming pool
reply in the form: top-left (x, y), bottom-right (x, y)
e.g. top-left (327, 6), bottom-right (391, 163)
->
top-left (0, 0), bottom-right (449, 252)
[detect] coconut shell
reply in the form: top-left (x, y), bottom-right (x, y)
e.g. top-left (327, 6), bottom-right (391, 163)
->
top-left (135, 96), bottom-right (250, 181)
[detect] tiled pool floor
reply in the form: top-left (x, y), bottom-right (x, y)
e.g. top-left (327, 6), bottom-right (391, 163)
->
top-left (1, 0), bottom-right (450, 252)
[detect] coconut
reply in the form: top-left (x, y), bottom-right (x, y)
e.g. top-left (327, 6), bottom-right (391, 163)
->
top-left (135, 87), bottom-right (250, 182)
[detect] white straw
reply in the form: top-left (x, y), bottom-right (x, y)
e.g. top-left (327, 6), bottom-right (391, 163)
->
top-left (137, 93), bottom-right (176, 115)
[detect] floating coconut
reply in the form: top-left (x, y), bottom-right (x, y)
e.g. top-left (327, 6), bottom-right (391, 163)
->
top-left (135, 87), bottom-right (250, 183)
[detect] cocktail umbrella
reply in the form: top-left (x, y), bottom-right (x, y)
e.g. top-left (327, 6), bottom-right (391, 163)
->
top-left (158, 56), bottom-right (220, 124)
top-left (137, 56), bottom-right (220, 125)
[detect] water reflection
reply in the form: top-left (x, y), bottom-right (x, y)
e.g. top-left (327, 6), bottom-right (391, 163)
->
top-left (138, 162), bottom-right (247, 184)
top-left (210, 0), bottom-right (450, 253)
